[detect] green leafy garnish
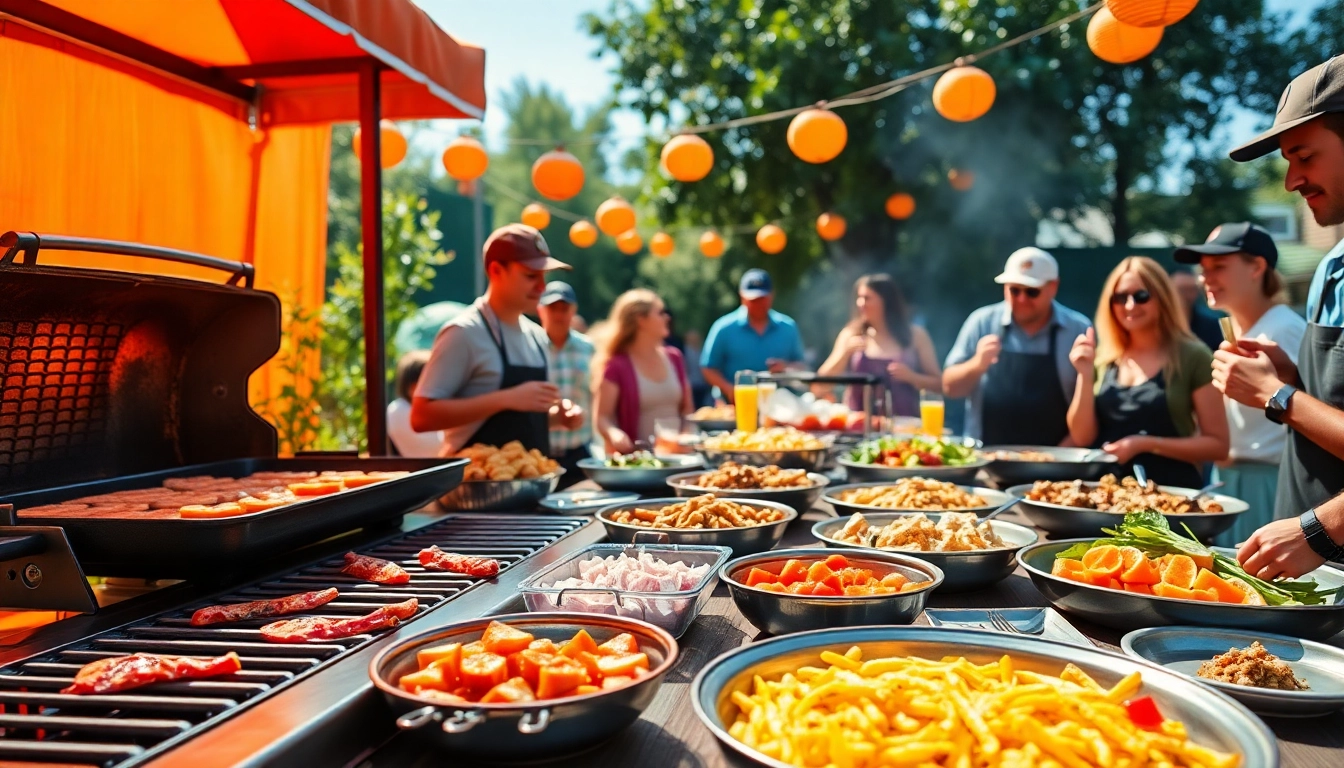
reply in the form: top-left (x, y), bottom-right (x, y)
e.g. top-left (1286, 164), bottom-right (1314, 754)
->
top-left (847, 435), bottom-right (977, 467)
top-left (605, 451), bottom-right (666, 469)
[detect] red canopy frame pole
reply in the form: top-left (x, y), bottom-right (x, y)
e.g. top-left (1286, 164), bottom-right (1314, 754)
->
top-left (358, 62), bottom-right (388, 456)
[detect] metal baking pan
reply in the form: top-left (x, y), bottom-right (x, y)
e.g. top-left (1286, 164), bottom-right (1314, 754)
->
top-left (1, 456), bottom-right (467, 577)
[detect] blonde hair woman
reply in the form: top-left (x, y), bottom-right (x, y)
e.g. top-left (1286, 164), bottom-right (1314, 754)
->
top-left (592, 289), bottom-right (692, 455)
top-left (1067, 256), bottom-right (1229, 487)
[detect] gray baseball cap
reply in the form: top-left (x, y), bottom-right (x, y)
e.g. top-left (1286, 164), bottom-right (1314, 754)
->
top-left (539, 281), bottom-right (577, 306)
top-left (1230, 56), bottom-right (1344, 162)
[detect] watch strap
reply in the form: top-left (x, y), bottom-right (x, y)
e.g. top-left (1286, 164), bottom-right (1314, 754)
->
top-left (1300, 509), bottom-right (1344, 560)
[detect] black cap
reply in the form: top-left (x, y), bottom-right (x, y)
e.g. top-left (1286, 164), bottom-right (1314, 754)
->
top-left (539, 281), bottom-right (577, 306)
top-left (739, 268), bottom-right (773, 299)
top-left (1231, 56), bottom-right (1344, 162)
top-left (1173, 222), bottom-right (1278, 268)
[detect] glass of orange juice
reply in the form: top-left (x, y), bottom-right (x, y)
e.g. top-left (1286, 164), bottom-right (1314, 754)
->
top-left (919, 390), bottom-right (944, 436)
top-left (735, 370), bottom-right (759, 432)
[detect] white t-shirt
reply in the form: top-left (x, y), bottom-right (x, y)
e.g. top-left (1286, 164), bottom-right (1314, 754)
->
top-left (386, 398), bottom-right (446, 457)
top-left (1225, 304), bottom-right (1307, 463)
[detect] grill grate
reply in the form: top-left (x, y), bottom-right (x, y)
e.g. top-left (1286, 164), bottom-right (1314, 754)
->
top-left (0, 320), bottom-right (121, 479)
top-left (0, 514), bottom-right (584, 767)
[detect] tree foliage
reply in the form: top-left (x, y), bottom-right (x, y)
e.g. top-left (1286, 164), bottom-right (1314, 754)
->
top-left (586, 0), bottom-right (1299, 348)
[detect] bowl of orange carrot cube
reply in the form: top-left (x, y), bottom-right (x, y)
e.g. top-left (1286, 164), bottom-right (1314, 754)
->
top-left (1020, 536), bottom-right (1344, 639)
top-left (720, 548), bottom-right (942, 635)
top-left (370, 613), bottom-right (677, 759)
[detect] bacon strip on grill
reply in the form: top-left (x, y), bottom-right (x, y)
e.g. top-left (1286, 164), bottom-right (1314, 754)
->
top-left (340, 552), bottom-right (410, 584)
top-left (190, 588), bottom-right (340, 627)
top-left (62, 652), bottom-right (242, 695)
top-left (418, 546), bottom-right (500, 577)
top-left (259, 598), bottom-right (419, 643)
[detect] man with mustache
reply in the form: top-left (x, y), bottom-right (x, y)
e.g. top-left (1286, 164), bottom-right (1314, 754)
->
top-left (1213, 56), bottom-right (1344, 578)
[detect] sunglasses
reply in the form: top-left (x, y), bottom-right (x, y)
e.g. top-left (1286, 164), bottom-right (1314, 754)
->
top-left (1008, 286), bottom-right (1041, 299)
top-left (1110, 290), bottom-right (1152, 306)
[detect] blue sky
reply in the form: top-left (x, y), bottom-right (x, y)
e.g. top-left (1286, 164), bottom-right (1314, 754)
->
top-left (413, 0), bottom-right (1325, 177)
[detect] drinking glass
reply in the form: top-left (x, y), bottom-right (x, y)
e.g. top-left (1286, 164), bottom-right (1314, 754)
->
top-left (734, 371), bottom-right (759, 432)
top-left (919, 390), bottom-right (945, 436)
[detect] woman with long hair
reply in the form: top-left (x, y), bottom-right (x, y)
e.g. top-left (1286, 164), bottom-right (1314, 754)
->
top-left (818, 273), bottom-right (942, 416)
top-left (591, 289), bottom-right (692, 455)
top-left (1067, 256), bottom-right (1229, 487)
top-left (1184, 225), bottom-right (1305, 545)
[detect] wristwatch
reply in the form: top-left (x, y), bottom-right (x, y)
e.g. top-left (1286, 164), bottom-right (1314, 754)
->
top-left (1265, 384), bottom-right (1297, 425)
top-left (1299, 508), bottom-right (1344, 560)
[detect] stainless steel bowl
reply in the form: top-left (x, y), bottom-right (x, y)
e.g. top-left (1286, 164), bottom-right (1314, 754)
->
top-left (1006, 482), bottom-right (1249, 540)
top-left (1020, 540), bottom-right (1344, 639)
top-left (812, 512), bottom-right (1038, 592)
top-left (1121, 626), bottom-right (1344, 718)
top-left (692, 626), bottom-right (1278, 768)
top-left (665, 470), bottom-right (829, 514)
top-left (370, 612), bottom-right (677, 761)
top-left (439, 470), bottom-right (564, 512)
top-left (837, 457), bottom-right (989, 484)
top-left (982, 445), bottom-right (1120, 486)
top-left (577, 456), bottom-right (704, 492)
top-left (687, 418), bottom-right (736, 433)
top-left (824, 481), bottom-right (1013, 516)
top-left (596, 497), bottom-right (797, 557)
top-left (696, 445), bottom-right (832, 472)
top-left (720, 547), bottom-right (942, 635)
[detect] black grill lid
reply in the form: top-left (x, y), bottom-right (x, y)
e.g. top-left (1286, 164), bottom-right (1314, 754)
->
top-left (0, 232), bottom-right (280, 491)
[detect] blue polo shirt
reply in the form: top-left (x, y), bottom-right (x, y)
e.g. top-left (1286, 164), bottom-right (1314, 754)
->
top-left (700, 307), bottom-right (806, 386)
top-left (1306, 238), bottom-right (1344, 327)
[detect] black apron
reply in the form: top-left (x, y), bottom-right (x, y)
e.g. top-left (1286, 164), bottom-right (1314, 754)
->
top-left (1095, 366), bottom-right (1203, 488)
top-left (465, 307), bottom-right (551, 454)
top-left (980, 324), bottom-right (1071, 446)
top-left (1276, 267), bottom-right (1344, 518)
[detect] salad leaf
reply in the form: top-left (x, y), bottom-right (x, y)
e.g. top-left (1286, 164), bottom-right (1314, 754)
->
top-left (848, 435), bottom-right (977, 467)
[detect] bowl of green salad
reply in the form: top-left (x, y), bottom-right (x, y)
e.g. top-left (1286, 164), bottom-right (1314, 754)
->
top-left (837, 435), bottom-right (987, 484)
top-left (578, 452), bottom-right (705, 492)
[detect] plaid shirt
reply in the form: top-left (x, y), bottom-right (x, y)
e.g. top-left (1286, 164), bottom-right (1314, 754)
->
top-left (548, 330), bottom-right (594, 453)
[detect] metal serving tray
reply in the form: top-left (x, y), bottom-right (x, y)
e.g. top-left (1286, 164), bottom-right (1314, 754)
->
top-left (1, 456), bottom-right (467, 577)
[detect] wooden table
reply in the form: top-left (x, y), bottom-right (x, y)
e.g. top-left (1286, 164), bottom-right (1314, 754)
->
top-left (362, 503), bottom-right (1344, 768)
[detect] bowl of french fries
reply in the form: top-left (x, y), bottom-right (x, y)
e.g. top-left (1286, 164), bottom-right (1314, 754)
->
top-left (595, 495), bottom-right (798, 557)
top-left (439, 442), bottom-right (565, 512)
top-left (693, 625), bottom-right (1276, 768)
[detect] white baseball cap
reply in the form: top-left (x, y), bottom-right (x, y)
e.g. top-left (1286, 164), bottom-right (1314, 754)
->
top-left (994, 247), bottom-right (1058, 289)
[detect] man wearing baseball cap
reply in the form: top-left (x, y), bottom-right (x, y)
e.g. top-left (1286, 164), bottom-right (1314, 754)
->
top-left (412, 224), bottom-right (582, 455)
top-left (1211, 56), bottom-right (1344, 578)
top-left (537, 281), bottom-right (594, 486)
top-left (943, 247), bottom-right (1091, 445)
top-left (1178, 223), bottom-right (1305, 548)
top-left (701, 268), bottom-right (806, 402)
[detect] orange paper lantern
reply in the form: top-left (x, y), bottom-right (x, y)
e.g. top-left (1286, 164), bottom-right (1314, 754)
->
top-left (786, 109), bottom-right (847, 164)
top-left (948, 170), bottom-right (975, 191)
top-left (532, 150), bottom-right (585, 201)
top-left (1106, 0), bottom-right (1198, 28)
top-left (569, 220), bottom-right (598, 248)
top-left (442, 136), bottom-right (488, 181)
top-left (521, 203), bottom-right (551, 230)
top-left (596, 197), bottom-right (637, 237)
top-left (352, 119), bottom-right (408, 169)
top-left (885, 193), bottom-right (916, 220)
top-left (756, 224), bottom-right (787, 255)
top-left (816, 213), bottom-right (847, 241)
top-left (932, 66), bottom-right (997, 122)
top-left (616, 230), bottom-right (643, 255)
top-left (1088, 7), bottom-right (1164, 64)
top-left (660, 134), bottom-right (714, 182)
top-left (699, 231), bottom-right (726, 258)
top-left (649, 232), bottom-right (675, 257)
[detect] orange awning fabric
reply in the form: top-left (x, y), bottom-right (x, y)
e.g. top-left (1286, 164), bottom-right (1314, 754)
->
top-left (23, 0), bottom-right (487, 124)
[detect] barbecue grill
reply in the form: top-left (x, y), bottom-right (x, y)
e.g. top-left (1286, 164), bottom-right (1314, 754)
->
top-left (0, 234), bottom-right (608, 766)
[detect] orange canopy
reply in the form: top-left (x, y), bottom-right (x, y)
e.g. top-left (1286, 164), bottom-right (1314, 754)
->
top-left (0, 0), bottom-right (487, 454)
top-left (5, 0), bottom-right (486, 124)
